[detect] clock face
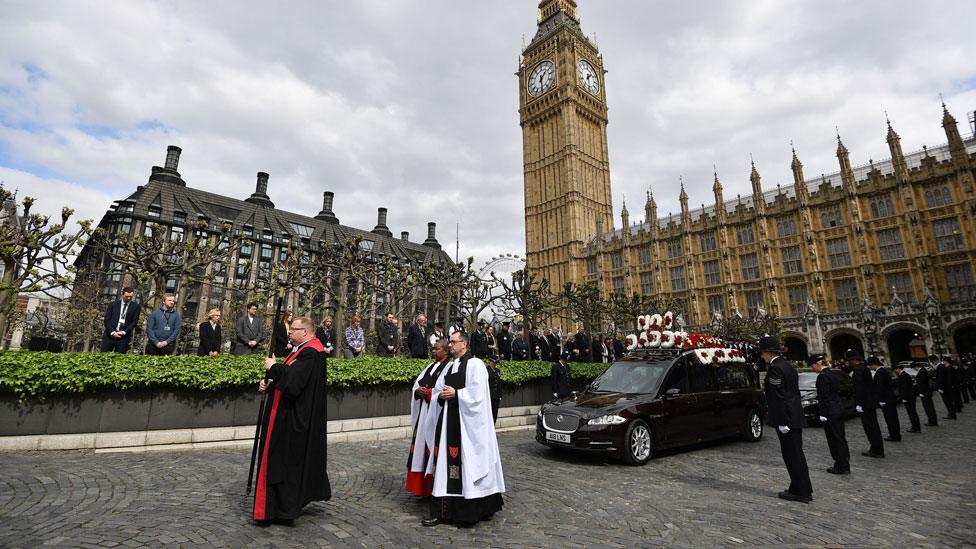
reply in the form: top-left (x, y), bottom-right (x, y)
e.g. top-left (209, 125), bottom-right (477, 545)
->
top-left (527, 60), bottom-right (556, 97)
top-left (577, 59), bottom-right (600, 95)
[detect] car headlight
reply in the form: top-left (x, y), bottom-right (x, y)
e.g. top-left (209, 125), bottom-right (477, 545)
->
top-left (537, 409), bottom-right (543, 419)
top-left (588, 414), bottom-right (626, 425)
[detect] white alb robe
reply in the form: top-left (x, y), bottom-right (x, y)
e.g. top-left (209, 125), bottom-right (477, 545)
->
top-left (427, 356), bottom-right (506, 499)
top-left (408, 360), bottom-right (449, 474)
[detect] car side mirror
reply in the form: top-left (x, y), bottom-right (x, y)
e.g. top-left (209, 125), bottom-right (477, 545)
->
top-left (665, 388), bottom-right (681, 398)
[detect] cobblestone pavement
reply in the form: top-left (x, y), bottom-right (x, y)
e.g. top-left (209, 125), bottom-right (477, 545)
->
top-left (2, 401), bottom-right (974, 548)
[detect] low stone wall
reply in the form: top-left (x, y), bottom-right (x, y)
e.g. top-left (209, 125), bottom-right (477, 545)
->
top-left (1, 377), bottom-right (569, 437)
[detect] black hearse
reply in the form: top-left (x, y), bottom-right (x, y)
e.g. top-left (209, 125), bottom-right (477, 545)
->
top-left (536, 348), bottom-right (766, 465)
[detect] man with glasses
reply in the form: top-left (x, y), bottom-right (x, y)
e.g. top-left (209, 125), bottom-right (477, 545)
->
top-left (810, 354), bottom-right (850, 475)
top-left (252, 317), bottom-right (331, 525)
top-left (423, 332), bottom-right (505, 527)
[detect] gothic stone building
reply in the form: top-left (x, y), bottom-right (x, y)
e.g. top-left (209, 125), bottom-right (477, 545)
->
top-left (519, 0), bottom-right (976, 361)
top-left (75, 145), bottom-right (452, 349)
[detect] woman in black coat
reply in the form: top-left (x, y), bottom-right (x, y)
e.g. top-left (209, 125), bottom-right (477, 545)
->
top-left (197, 308), bottom-right (223, 356)
top-left (273, 311), bottom-right (293, 357)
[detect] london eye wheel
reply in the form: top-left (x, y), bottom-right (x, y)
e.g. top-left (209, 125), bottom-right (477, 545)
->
top-left (477, 254), bottom-right (526, 324)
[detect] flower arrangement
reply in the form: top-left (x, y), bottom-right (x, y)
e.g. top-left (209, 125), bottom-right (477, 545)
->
top-left (626, 311), bottom-right (749, 362)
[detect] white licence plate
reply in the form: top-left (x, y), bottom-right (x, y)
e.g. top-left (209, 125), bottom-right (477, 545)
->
top-left (546, 431), bottom-right (571, 444)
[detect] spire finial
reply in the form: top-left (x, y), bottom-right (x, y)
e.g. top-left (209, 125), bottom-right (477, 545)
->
top-left (940, 92), bottom-right (946, 110)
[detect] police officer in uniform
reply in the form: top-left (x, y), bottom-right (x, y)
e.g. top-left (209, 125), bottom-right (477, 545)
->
top-left (894, 362), bottom-right (921, 433)
top-left (761, 336), bottom-right (812, 503)
top-left (810, 354), bottom-right (850, 475)
top-left (935, 356), bottom-right (956, 420)
top-left (871, 356), bottom-right (901, 442)
top-left (852, 351), bottom-right (884, 458)
top-left (915, 359), bottom-right (938, 426)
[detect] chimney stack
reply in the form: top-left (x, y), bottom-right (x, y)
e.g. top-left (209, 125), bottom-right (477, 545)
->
top-left (315, 191), bottom-right (340, 223)
top-left (423, 222), bottom-right (441, 249)
top-left (244, 171), bottom-right (275, 208)
top-left (371, 207), bottom-right (393, 237)
top-left (401, 231), bottom-right (409, 241)
top-left (148, 145), bottom-right (187, 186)
top-left (164, 145), bottom-right (182, 171)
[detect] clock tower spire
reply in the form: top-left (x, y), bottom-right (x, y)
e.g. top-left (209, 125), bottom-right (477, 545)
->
top-left (519, 0), bottom-right (613, 290)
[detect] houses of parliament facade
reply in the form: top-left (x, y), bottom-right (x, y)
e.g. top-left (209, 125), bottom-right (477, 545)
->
top-left (519, 0), bottom-right (976, 361)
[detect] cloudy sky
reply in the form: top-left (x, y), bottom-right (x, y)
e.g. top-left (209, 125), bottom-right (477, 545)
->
top-left (2, 0), bottom-right (975, 269)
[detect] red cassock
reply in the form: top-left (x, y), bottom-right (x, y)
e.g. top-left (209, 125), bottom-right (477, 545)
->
top-left (252, 337), bottom-right (331, 521)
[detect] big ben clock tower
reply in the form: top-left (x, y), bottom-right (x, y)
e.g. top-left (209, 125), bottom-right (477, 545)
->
top-left (519, 0), bottom-right (613, 291)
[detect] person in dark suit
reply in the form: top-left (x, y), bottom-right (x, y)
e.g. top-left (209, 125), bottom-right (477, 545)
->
top-left (544, 328), bottom-right (561, 362)
top-left (916, 359), bottom-right (938, 426)
top-left (497, 321), bottom-right (513, 360)
top-left (610, 333), bottom-right (625, 360)
top-left (485, 355), bottom-right (502, 423)
top-left (950, 359), bottom-right (966, 411)
top-left (551, 351), bottom-right (572, 399)
top-left (934, 356), bottom-right (956, 420)
top-left (100, 287), bottom-right (141, 353)
top-left (470, 321), bottom-right (489, 358)
top-left (272, 311), bottom-right (293, 357)
top-left (761, 336), bottom-right (812, 502)
top-left (314, 316), bottom-right (336, 358)
top-left (572, 326), bottom-right (592, 363)
top-left (810, 354), bottom-right (849, 474)
top-left (535, 329), bottom-right (550, 362)
top-left (233, 302), bottom-right (265, 356)
top-left (406, 313), bottom-right (431, 359)
top-left (376, 312), bottom-right (399, 356)
top-left (197, 308), bottom-right (222, 356)
top-left (852, 351), bottom-right (885, 457)
top-left (871, 357), bottom-right (901, 442)
top-left (894, 363), bottom-right (920, 433)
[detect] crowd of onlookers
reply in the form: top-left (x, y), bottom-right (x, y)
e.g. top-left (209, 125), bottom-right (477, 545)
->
top-left (98, 288), bottom-right (631, 363)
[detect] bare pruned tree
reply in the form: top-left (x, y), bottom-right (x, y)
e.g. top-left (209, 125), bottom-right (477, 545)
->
top-left (0, 189), bottom-right (93, 345)
top-left (95, 219), bottom-right (243, 350)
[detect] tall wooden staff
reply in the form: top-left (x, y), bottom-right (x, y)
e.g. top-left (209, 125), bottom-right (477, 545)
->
top-left (246, 240), bottom-right (293, 495)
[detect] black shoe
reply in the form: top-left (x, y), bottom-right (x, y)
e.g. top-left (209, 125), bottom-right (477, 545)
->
top-left (826, 467), bottom-right (850, 475)
top-left (861, 451), bottom-right (885, 458)
top-left (925, 422), bottom-right (938, 427)
top-left (907, 428), bottom-right (921, 433)
top-left (778, 491), bottom-right (812, 503)
top-left (944, 416), bottom-right (957, 420)
top-left (422, 517), bottom-right (443, 527)
top-left (884, 436), bottom-right (901, 442)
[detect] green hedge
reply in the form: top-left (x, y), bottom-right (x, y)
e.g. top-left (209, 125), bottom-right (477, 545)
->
top-left (0, 351), bottom-right (609, 401)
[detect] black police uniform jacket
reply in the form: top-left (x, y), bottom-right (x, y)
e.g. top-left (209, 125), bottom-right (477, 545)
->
top-left (764, 355), bottom-right (804, 429)
top-left (470, 329), bottom-right (489, 358)
top-left (915, 366), bottom-right (933, 396)
top-left (815, 368), bottom-right (843, 418)
top-left (935, 363), bottom-right (951, 391)
top-left (853, 365), bottom-right (879, 409)
top-left (873, 367), bottom-right (896, 404)
top-left (896, 371), bottom-right (916, 401)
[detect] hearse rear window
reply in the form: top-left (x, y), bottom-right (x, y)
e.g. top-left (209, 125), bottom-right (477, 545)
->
top-left (589, 360), bottom-right (671, 394)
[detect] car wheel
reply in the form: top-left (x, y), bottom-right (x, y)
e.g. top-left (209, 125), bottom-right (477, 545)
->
top-left (622, 419), bottom-right (653, 466)
top-left (743, 409), bottom-right (763, 442)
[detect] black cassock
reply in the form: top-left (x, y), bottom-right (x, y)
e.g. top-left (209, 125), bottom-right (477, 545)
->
top-left (253, 338), bottom-right (331, 521)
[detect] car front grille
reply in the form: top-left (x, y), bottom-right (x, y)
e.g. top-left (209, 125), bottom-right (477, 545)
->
top-left (543, 413), bottom-right (580, 433)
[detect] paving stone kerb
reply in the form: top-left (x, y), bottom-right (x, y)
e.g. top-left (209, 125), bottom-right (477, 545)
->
top-left (1, 400), bottom-right (973, 547)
